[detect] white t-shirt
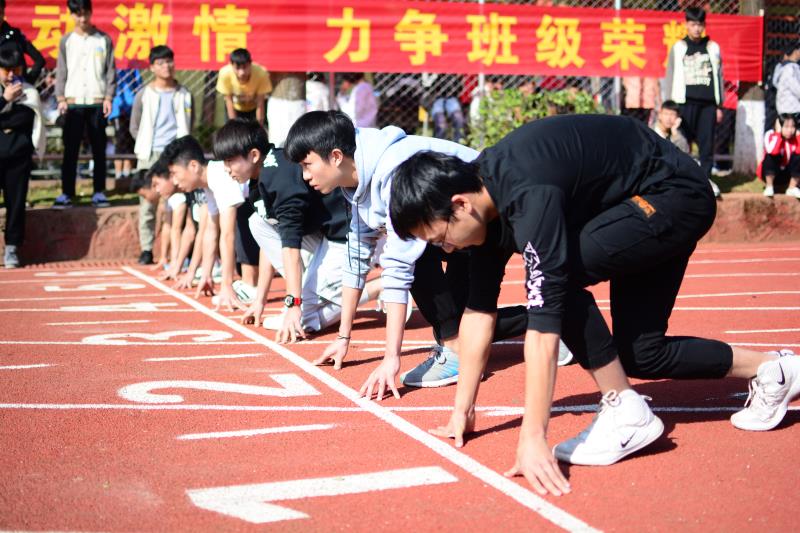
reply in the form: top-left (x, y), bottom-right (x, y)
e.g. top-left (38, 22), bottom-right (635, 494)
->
top-left (206, 160), bottom-right (247, 213)
top-left (166, 192), bottom-right (186, 213)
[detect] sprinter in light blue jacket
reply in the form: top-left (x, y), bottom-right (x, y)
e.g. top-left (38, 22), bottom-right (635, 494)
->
top-left (284, 111), bottom-right (556, 399)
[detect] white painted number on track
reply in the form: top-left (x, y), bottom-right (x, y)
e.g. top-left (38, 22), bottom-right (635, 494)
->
top-left (186, 466), bottom-right (458, 524)
top-left (118, 373), bottom-right (321, 403)
top-left (44, 283), bottom-right (145, 292)
top-left (82, 329), bottom-right (232, 345)
top-left (35, 270), bottom-right (123, 277)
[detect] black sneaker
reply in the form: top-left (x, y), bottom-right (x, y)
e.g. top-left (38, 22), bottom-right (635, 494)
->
top-left (138, 250), bottom-right (154, 265)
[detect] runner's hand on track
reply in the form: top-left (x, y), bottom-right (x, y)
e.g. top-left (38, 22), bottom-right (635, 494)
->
top-left (429, 409), bottom-right (475, 448)
top-left (277, 306), bottom-right (306, 344)
top-left (194, 276), bottom-right (214, 299)
top-left (504, 433), bottom-right (571, 497)
top-left (359, 356), bottom-right (401, 401)
top-left (213, 284), bottom-right (244, 312)
top-left (313, 337), bottom-right (349, 369)
top-left (241, 300), bottom-right (265, 327)
top-left (173, 271), bottom-right (195, 290)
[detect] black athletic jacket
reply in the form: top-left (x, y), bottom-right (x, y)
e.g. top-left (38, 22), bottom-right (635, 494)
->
top-left (0, 21), bottom-right (45, 84)
top-left (467, 114), bottom-right (707, 334)
top-left (0, 94), bottom-right (35, 158)
top-left (250, 146), bottom-right (348, 248)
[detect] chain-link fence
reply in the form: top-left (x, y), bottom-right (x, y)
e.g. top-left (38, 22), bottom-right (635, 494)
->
top-left (30, 0), bottom-right (781, 177)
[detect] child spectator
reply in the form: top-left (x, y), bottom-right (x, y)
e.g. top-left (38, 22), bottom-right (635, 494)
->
top-left (652, 100), bottom-right (690, 154)
top-left (0, 0), bottom-right (45, 84)
top-left (108, 68), bottom-right (141, 181)
top-left (773, 43), bottom-right (800, 119)
top-left (759, 114), bottom-right (800, 198)
top-left (216, 48), bottom-right (271, 124)
top-left (336, 72), bottom-right (377, 128)
top-left (664, 7), bottom-right (723, 198)
top-left (0, 44), bottom-right (44, 268)
top-left (53, 0), bottom-right (116, 209)
top-left (129, 45), bottom-right (192, 264)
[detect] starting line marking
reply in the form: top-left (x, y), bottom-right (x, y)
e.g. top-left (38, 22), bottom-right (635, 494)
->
top-left (144, 353), bottom-right (264, 362)
top-left (0, 364), bottom-right (53, 370)
top-left (0, 293), bottom-right (166, 303)
top-left (177, 423), bottom-right (336, 441)
top-left (46, 319), bottom-right (153, 326)
top-left (186, 466), bottom-right (458, 524)
top-left (725, 328), bottom-right (800, 334)
top-left (0, 341), bottom-right (257, 346)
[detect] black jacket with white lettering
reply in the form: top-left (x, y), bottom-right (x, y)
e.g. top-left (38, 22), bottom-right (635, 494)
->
top-left (466, 114), bottom-right (705, 334)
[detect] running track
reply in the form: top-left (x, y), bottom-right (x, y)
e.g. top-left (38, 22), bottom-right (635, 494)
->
top-left (1, 242), bottom-right (799, 532)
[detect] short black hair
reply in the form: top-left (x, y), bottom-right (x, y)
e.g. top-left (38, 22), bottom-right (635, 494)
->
top-left (149, 45), bottom-right (174, 64)
top-left (213, 118), bottom-right (270, 161)
top-left (389, 151), bottom-right (483, 241)
top-left (161, 136), bottom-right (207, 168)
top-left (146, 159), bottom-right (169, 181)
top-left (784, 42), bottom-right (800, 57)
top-left (685, 7), bottom-right (706, 23)
top-left (229, 48), bottom-right (251, 66)
top-left (0, 44), bottom-right (23, 69)
top-left (67, 0), bottom-right (92, 14)
top-left (660, 100), bottom-right (680, 113)
top-left (778, 114), bottom-right (797, 127)
top-left (285, 110), bottom-right (356, 162)
top-left (341, 72), bottom-right (364, 84)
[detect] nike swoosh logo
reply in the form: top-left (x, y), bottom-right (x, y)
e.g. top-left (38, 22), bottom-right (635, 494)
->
top-left (620, 434), bottom-right (634, 448)
top-left (777, 363), bottom-right (786, 386)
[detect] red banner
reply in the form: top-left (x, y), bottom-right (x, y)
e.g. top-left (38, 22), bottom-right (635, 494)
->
top-left (7, 0), bottom-right (763, 81)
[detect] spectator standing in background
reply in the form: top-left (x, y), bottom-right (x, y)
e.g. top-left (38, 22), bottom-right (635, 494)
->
top-left (0, 0), bottom-right (45, 84)
top-left (622, 76), bottom-right (660, 124)
top-left (54, 0), bottom-right (116, 209)
top-left (108, 68), bottom-right (140, 181)
top-left (428, 74), bottom-right (465, 142)
top-left (305, 72), bottom-right (331, 112)
top-left (773, 43), bottom-right (800, 119)
top-left (664, 7), bottom-right (723, 198)
top-left (267, 72), bottom-right (306, 147)
top-left (130, 45), bottom-right (192, 265)
top-left (0, 44), bottom-right (44, 268)
top-left (336, 72), bottom-right (377, 128)
top-left (216, 48), bottom-right (271, 124)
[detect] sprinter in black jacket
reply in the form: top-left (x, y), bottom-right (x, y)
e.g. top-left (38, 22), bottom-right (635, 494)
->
top-left (388, 114), bottom-right (799, 496)
top-left (214, 119), bottom-right (381, 343)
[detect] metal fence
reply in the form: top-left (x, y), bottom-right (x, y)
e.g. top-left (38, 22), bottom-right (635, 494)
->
top-left (31, 0), bottom-right (781, 174)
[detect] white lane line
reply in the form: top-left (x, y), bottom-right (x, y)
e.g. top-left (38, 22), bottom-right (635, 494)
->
top-left (694, 247), bottom-right (800, 254)
top-left (123, 266), bottom-right (598, 533)
top-left (504, 258), bottom-right (800, 270)
top-left (0, 341), bottom-right (256, 345)
top-left (177, 423), bottom-right (335, 441)
top-left (0, 364), bottom-right (53, 370)
top-left (579, 291), bottom-right (800, 304)
top-left (725, 328), bottom-right (800, 334)
top-left (33, 270), bottom-right (125, 277)
top-left (145, 353), bottom-right (263, 362)
top-left (684, 272), bottom-right (800, 278)
top-left (0, 277), bottom-right (134, 284)
top-left (499, 303), bottom-right (800, 311)
top-left (0, 309), bottom-right (196, 313)
top-left (47, 319), bottom-right (153, 326)
top-left (729, 343), bottom-right (800, 348)
top-left (0, 293), bottom-right (166, 302)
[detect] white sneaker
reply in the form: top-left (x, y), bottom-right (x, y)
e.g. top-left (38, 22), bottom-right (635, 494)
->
top-left (786, 186), bottom-right (800, 199)
top-left (730, 355), bottom-right (800, 431)
top-left (557, 341), bottom-right (574, 366)
top-left (763, 185), bottom-right (775, 198)
top-left (553, 389), bottom-right (664, 466)
top-left (709, 179), bottom-right (721, 198)
top-left (232, 280), bottom-right (256, 304)
top-left (262, 313), bottom-right (286, 331)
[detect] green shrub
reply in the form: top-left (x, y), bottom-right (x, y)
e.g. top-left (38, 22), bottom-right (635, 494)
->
top-left (467, 88), bottom-right (604, 150)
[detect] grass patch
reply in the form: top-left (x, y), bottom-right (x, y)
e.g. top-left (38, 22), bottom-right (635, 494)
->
top-left (714, 172), bottom-right (763, 194)
top-left (26, 179), bottom-right (139, 208)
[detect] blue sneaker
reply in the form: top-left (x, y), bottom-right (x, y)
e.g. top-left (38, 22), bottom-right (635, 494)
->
top-left (400, 345), bottom-right (460, 388)
top-left (52, 194), bottom-right (72, 209)
top-left (91, 192), bottom-right (111, 208)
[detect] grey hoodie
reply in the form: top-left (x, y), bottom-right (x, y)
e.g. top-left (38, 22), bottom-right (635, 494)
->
top-left (773, 61), bottom-right (800, 115)
top-left (343, 126), bottom-right (479, 304)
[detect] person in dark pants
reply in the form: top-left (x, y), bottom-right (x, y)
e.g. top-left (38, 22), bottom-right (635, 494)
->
top-left (664, 7), bottom-right (723, 198)
top-left (0, 45), bottom-right (42, 268)
top-left (0, 0), bottom-right (45, 84)
top-left (53, 0), bottom-right (116, 209)
top-left (388, 114), bottom-right (799, 497)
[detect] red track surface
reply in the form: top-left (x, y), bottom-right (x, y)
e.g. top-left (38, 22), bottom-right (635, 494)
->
top-left (1, 242), bottom-right (799, 532)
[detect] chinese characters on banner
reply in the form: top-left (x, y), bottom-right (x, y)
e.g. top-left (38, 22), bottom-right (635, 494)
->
top-left (8, 0), bottom-right (762, 81)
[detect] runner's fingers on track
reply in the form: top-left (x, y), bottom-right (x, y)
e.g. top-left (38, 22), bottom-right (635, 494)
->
top-left (429, 411), bottom-right (470, 448)
top-left (313, 339), bottom-right (348, 370)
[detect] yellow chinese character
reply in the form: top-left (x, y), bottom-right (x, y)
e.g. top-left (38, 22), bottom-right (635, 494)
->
top-left (112, 3), bottom-right (172, 61)
top-left (535, 14), bottom-right (585, 69)
top-left (324, 7), bottom-right (370, 63)
top-left (31, 5), bottom-right (75, 59)
top-left (466, 12), bottom-right (519, 66)
top-left (662, 19), bottom-right (687, 66)
top-left (192, 4), bottom-right (251, 63)
top-left (600, 17), bottom-right (647, 71)
top-left (394, 9), bottom-right (448, 66)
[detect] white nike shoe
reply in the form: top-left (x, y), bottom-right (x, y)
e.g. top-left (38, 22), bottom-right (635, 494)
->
top-left (553, 389), bottom-right (664, 466)
top-left (730, 354), bottom-right (800, 431)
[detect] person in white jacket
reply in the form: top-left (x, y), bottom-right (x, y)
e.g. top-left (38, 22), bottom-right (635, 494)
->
top-left (773, 43), bottom-right (800, 117)
top-left (129, 45), bottom-right (192, 268)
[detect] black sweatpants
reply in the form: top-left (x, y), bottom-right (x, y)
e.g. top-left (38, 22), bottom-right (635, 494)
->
top-left (679, 101), bottom-right (716, 180)
top-left (61, 105), bottom-right (107, 197)
top-left (411, 245), bottom-right (527, 345)
top-left (234, 201), bottom-right (260, 266)
top-left (560, 165), bottom-right (733, 380)
top-left (0, 154), bottom-right (32, 247)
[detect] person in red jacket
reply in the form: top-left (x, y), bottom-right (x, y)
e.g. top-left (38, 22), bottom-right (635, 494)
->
top-left (759, 114), bottom-right (800, 198)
